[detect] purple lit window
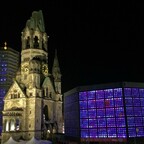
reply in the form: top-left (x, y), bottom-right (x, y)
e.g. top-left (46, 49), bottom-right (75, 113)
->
top-left (134, 107), bottom-right (142, 116)
top-left (135, 117), bottom-right (143, 126)
top-left (88, 100), bottom-right (96, 109)
top-left (87, 91), bottom-right (95, 99)
top-left (79, 101), bottom-right (87, 109)
top-left (97, 118), bottom-right (106, 127)
top-left (88, 109), bottom-right (96, 118)
top-left (133, 98), bottom-right (141, 106)
top-left (126, 107), bottom-right (134, 116)
top-left (116, 118), bottom-right (126, 127)
top-left (98, 128), bottom-right (107, 138)
top-left (89, 129), bottom-right (98, 138)
top-left (114, 88), bottom-right (123, 97)
top-left (125, 97), bottom-right (133, 106)
top-left (136, 127), bottom-right (144, 136)
top-left (142, 107), bottom-right (144, 116)
top-left (115, 107), bottom-right (124, 118)
top-left (106, 108), bottom-right (114, 117)
top-left (80, 119), bottom-right (88, 128)
top-left (139, 89), bottom-right (144, 97)
top-left (81, 129), bottom-right (89, 138)
top-left (80, 110), bottom-right (88, 118)
top-left (96, 99), bottom-right (104, 108)
top-left (104, 89), bottom-right (113, 99)
top-left (127, 117), bottom-right (135, 126)
top-left (79, 92), bottom-right (87, 101)
top-left (114, 98), bottom-right (123, 107)
top-left (96, 90), bottom-right (104, 99)
top-left (128, 127), bottom-right (136, 137)
top-left (132, 88), bottom-right (139, 97)
top-left (107, 118), bottom-right (116, 127)
top-left (124, 88), bottom-right (131, 96)
top-left (97, 109), bottom-right (105, 117)
top-left (89, 119), bottom-right (97, 128)
top-left (117, 128), bottom-right (126, 138)
top-left (107, 128), bottom-right (117, 137)
top-left (140, 98), bottom-right (144, 106)
top-left (105, 99), bottom-right (114, 107)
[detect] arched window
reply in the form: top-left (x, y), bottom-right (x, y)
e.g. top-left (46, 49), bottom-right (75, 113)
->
top-left (5, 120), bottom-right (9, 132)
top-left (16, 119), bottom-right (20, 131)
top-left (10, 119), bottom-right (15, 131)
top-left (43, 105), bottom-right (50, 124)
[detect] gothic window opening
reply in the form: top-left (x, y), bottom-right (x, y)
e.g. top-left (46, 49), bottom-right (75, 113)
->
top-left (43, 105), bottom-right (50, 126)
top-left (26, 37), bottom-right (30, 48)
top-left (16, 119), bottom-right (20, 131)
top-left (34, 36), bottom-right (39, 48)
top-left (5, 120), bottom-right (9, 132)
top-left (10, 119), bottom-right (15, 131)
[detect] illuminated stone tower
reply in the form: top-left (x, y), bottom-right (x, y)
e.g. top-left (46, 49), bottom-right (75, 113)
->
top-left (1, 10), bottom-right (63, 143)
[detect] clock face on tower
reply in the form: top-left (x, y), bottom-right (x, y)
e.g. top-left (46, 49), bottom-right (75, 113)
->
top-left (42, 64), bottom-right (48, 76)
top-left (21, 63), bottom-right (29, 74)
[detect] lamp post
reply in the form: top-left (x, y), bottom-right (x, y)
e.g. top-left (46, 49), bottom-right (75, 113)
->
top-left (134, 128), bottom-right (139, 144)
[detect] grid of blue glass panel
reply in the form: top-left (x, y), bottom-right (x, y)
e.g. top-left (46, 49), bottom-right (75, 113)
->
top-left (79, 88), bottom-right (127, 140)
top-left (124, 88), bottom-right (144, 137)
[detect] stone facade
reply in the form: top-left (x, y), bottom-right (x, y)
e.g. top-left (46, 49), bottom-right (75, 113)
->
top-left (1, 10), bottom-right (63, 143)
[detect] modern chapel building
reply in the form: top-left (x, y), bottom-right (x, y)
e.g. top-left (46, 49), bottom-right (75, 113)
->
top-left (64, 82), bottom-right (144, 144)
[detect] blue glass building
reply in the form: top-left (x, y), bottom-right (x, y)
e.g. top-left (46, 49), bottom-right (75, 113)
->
top-left (64, 82), bottom-right (144, 143)
top-left (0, 44), bottom-right (20, 134)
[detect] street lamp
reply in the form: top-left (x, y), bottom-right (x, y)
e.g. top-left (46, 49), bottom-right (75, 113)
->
top-left (134, 128), bottom-right (139, 144)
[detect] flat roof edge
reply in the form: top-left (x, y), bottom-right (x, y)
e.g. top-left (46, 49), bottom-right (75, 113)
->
top-left (64, 81), bottom-right (144, 96)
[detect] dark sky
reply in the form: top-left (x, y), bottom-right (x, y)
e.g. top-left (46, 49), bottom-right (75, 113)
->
top-left (0, 1), bottom-right (144, 93)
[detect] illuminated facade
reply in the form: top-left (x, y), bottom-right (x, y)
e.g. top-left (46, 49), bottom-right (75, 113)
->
top-left (1, 10), bottom-right (63, 143)
top-left (0, 44), bottom-right (20, 134)
top-left (64, 82), bottom-right (144, 143)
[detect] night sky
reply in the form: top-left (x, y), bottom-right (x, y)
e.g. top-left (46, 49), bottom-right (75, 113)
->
top-left (0, 1), bottom-right (144, 93)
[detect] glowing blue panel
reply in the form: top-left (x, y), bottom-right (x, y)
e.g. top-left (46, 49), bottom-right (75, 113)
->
top-left (134, 107), bottom-right (142, 116)
top-left (106, 108), bottom-right (114, 117)
top-left (80, 119), bottom-right (88, 128)
top-left (125, 97), bottom-right (133, 106)
top-left (116, 118), bottom-right (126, 127)
top-left (88, 109), bottom-right (96, 119)
top-left (79, 101), bottom-right (87, 109)
top-left (133, 98), bottom-right (141, 106)
top-left (81, 129), bottom-right (89, 138)
top-left (127, 117), bottom-right (135, 126)
top-left (96, 99), bottom-right (104, 108)
top-left (114, 98), bottom-right (123, 107)
top-left (107, 118), bottom-right (116, 127)
top-left (124, 88), bottom-right (131, 96)
top-left (88, 100), bottom-right (96, 109)
top-left (117, 128), bottom-right (126, 138)
top-left (139, 89), bottom-right (144, 97)
top-left (87, 91), bottom-right (95, 99)
top-left (80, 110), bottom-right (88, 118)
top-left (128, 127), bottom-right (136, 137)
top-left (89, 129), bottom-right (98, 138)
top-left (115, 107), bottom-right (124, 118)
top-left (135, 117), bottom-right (143, 126)
top-left (97, 109), bottom-right (105, 117)
top-left (107, 128), bottom-right (117, 137)
top-left (104, 89), bottom-right (113, 99)
top-left (79, 92), bottom-right (87, 101)
top-left (132, 88), bottom-right (139, 97)
top-left (96, 90), bottom-right (104, 99)
top-left (114, 88), bottom-right (122, 97)
top-left (97, 118), bottom-right (106, 127)
top-left (89, 119), bottom-right (97, 128)
top-left (98, 128), bottom-right (107, 138)
top-left (126, 107), bottom-right (134, 116)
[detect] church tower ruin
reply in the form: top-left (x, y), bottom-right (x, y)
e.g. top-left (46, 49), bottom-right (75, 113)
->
top-left (1, 10), bottom-right (63, 143)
